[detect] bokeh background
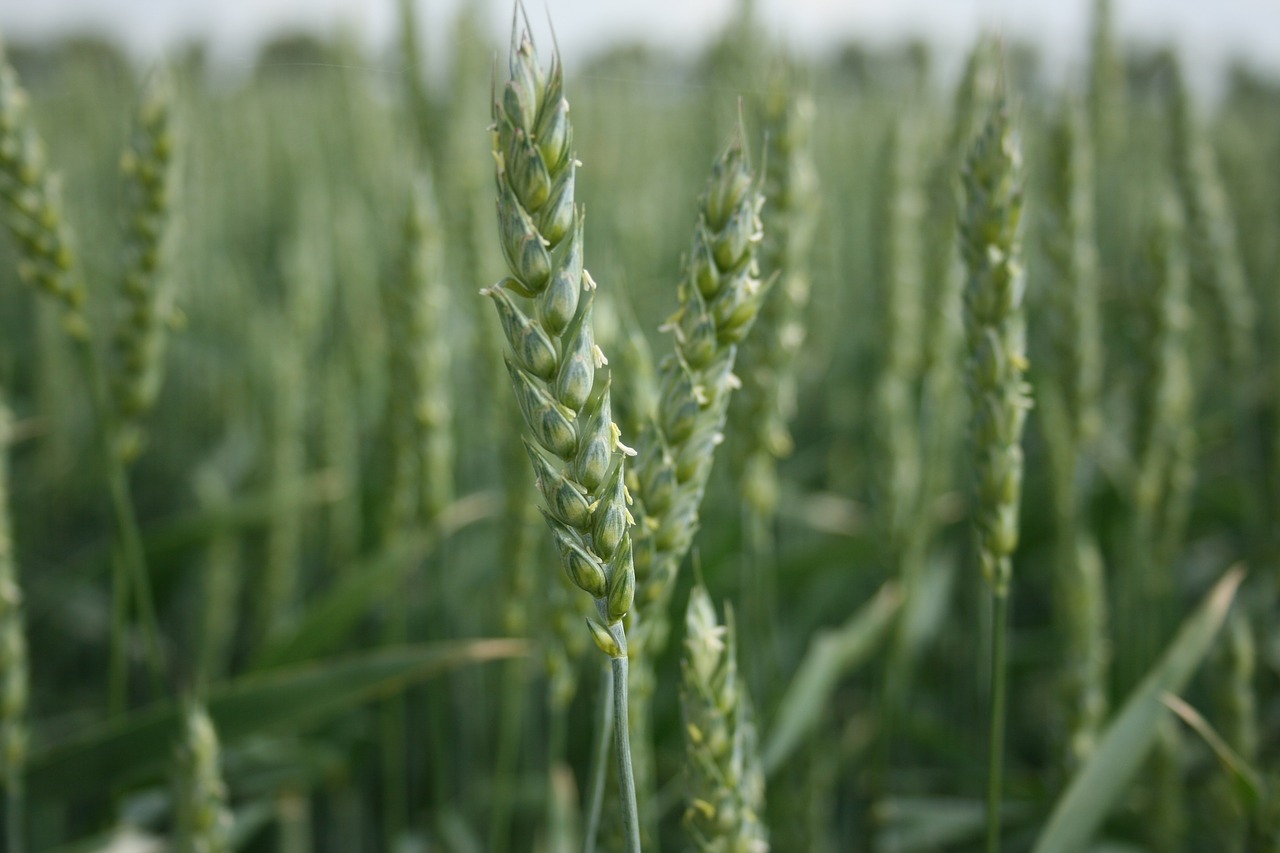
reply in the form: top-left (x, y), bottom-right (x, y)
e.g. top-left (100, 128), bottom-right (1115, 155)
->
top-left (0, 0), bottom-right (1278, 851)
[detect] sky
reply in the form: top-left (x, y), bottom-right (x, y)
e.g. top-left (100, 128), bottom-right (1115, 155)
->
top-left (1, 0), bottom-right (1278, 87)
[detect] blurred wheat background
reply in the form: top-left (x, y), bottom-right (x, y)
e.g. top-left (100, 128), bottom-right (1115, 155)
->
top-left (0, 0), bottom-right (1277, 850)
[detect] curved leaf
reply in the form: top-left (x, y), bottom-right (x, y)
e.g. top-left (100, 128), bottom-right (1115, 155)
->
top-left (1031, 566), bottom-right (1244, 853)
top-left (27, 639), bottom-right (526, 799)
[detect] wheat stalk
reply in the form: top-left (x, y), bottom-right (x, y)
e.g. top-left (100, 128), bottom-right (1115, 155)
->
top-left (959, 99), bottom-right (1030, 853)
top-left (485, 22), bottom-right (641, 849)
top-left (0, 36), bottom-right (86, 338)
top-left (0, 398), bottom-right (27, 853)
top-left (732, 73), bottom-right (817, 524)
top-left (1038, 96), bottom-right (1107, 772)
top-left (0, 36), bottom-right (165, 706)
top-left (622, 124), bottom-right (766, 836)
top-left (1209, 610), bottom-right (1258, 850)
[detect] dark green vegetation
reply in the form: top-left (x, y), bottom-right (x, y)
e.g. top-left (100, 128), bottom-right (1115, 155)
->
top-left (0, 0), bottom-right (1278, 850)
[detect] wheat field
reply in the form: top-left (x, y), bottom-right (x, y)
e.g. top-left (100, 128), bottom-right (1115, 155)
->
top-left (0, 1), bottom-right (1277, 851)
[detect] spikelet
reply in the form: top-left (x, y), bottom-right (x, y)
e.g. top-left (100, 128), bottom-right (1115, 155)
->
top-left (1041, 97), bottom-right (1102, 454)
top-left (112, 67), bottom-right (178, 463)
top-left (680, 586), bottom-right (768, 853)
top-left (1132, 189), bottom-right (1196, 563)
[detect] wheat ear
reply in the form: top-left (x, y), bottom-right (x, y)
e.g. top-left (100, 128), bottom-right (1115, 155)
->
top-left (959, 100), bottom-right (1031, 853)
top-left (486, 22), bottom-right (640, 850)
top-left (112, 67), bottom-right (178, 464)
top-left (680, 586), bottom-right (768, 852)
top-left (174, 703), bottom-right (232, 853)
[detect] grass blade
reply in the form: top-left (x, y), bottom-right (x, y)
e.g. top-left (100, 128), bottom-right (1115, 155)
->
top-left (1031, 565), bottom-right (1245, 853)
top-left (251, 491), bottom-right (501, 668)
top-left (762, 581), bottom-right (902, 774)
top-left (26, 639), bottom-right (526, 798)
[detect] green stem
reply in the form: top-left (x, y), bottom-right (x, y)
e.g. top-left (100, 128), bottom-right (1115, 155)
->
top-left (6, 781), bottom-right (21, 853)
top-left (489, 657), bottom-right (526, 853)
top-left (986, 579), bottom-right (1009, 853)
top-left (71, 337), bottom-right (164, 708)
top-left (742, 503), bottom-right (779, 699)
top-left (608, 624), bottom-right (642, 853)
top-left (582, 662), bottom-right (614, 853)
top-left (108, 549), bottom-right (129, 714)
top-left (380, 695), bottom-right (407, 845)
top-left (549, 691), bottom-right (569, 768)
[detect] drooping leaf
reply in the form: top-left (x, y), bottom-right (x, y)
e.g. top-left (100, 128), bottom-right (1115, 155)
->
top-left (252, 491), bottom-right (501, 668)
top-left (762, 581), bottom-right (902, 774)
top-left (27, 640), bottom-right (526, 798)
top-left (1031, 566), bottom-right (1244, 853)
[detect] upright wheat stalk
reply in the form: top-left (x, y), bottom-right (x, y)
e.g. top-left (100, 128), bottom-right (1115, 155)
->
top-left (0, 37), bottom-right (165, 706)
top-left (959, 101), bottom-right (1031, 853)
top-left (916, 37), bottom-right (999, 551)
top-left (377, 174), bottom-right (455, 844)
top-left (733, 75), bottom-right (817, 530)
top-left (485, 25), bottom-right (640, 851)
top-left (731, 73), bottom-right (817, 692)
top-left (0, 399), bottom-right (27, 853)
top-left (1123, 189), bottom-right (1196, 688)
top-left (1038, 97), bottom-right (1107, 772)
top-left (626, 125), bottom-right (766, 833)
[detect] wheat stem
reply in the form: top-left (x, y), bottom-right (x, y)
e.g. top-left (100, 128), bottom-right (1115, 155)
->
top-left (582, 661), bottom-right (614, 853)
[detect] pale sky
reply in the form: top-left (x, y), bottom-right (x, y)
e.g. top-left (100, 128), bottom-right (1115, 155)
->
top-left (1, 0), bottom-right (1277, 86)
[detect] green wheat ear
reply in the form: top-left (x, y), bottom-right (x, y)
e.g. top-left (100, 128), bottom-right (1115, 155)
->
top-left (680, 585), bottom-right (768, 853)
top-left (959, 97), bottom-right (1030, 853)
top-left (959, 99), bottom-right (1031, 596)
top-left (113, 66), bottom-right (179, 463)
top-left (487, 20), bottom-right (643, 849)
top-left (732, 72), bottom-right (817, 523)
top-left (174, 703), bottom-right (232, 853)
top-left (487, 25), bottom-right (636, 650)
top-left (0, 35), bottom-right (87, 340)
top-left (630, 122), bottom-right (767, 646)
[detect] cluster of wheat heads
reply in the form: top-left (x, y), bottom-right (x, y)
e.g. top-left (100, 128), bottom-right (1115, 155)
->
top-left (0, 1), bottom-right (1277, 850)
